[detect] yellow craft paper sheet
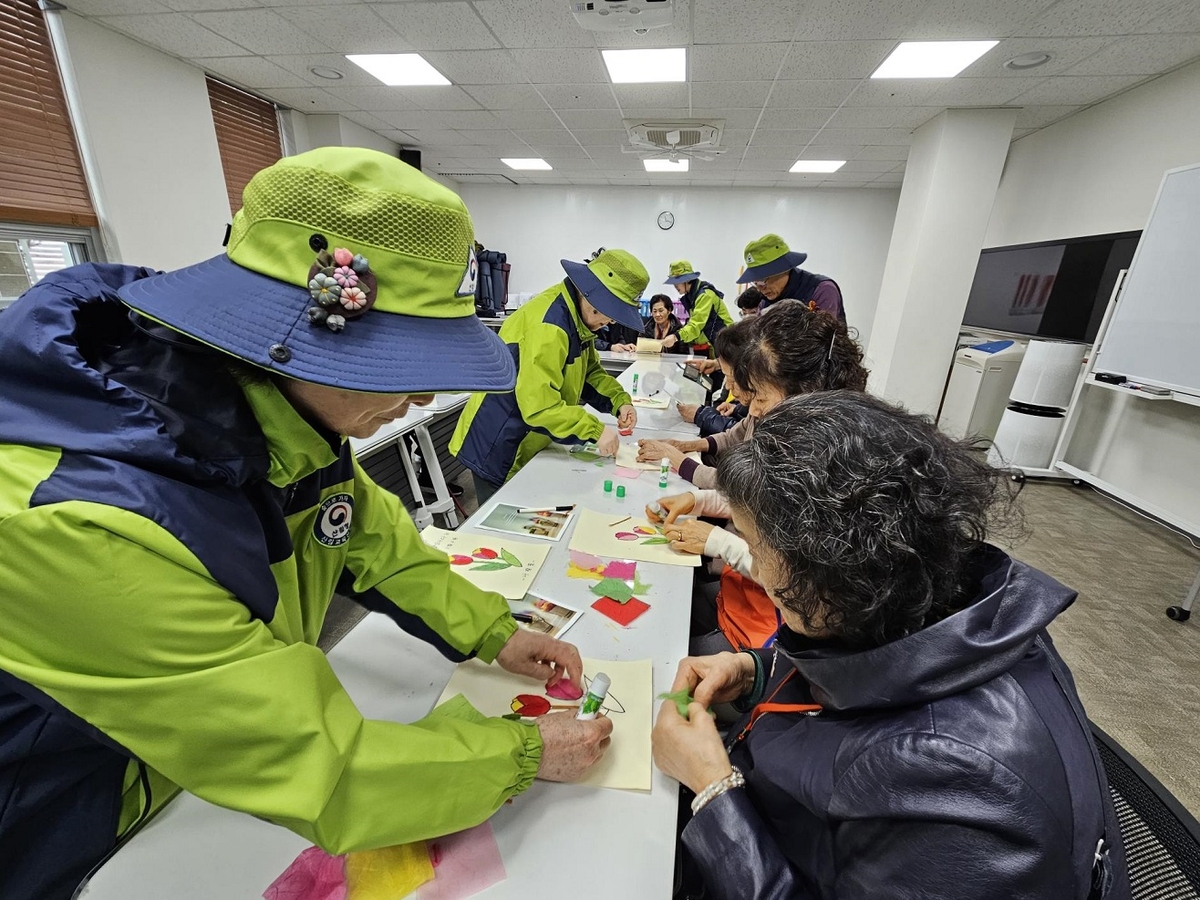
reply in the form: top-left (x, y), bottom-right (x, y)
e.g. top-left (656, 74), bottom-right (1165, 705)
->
top-left (436, 657), bottom-right (653, 792)
top-left (616, 442), bottom-right (700, 472)
top-left (636, 337), bottom-right (662, 354)
top-left (569, 508), bottom-right (701, 567)
top-left (421, 526), bottom-right (552, 600)
top-left (345, 842), bottom-right (433, 900)
top-left (629, 394), bottom-right (670, 409)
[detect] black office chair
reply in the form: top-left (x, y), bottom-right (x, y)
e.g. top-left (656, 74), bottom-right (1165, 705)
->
top-left (1093, 723), bottom-right (1200, 898)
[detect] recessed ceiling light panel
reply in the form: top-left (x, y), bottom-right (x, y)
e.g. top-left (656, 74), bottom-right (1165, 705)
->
top-left (790, 160), bottom-right (846, 173)
top-left (345, 54), bottom-right (450, 86)
top-left (602, 48), bottom-right (686, 83)
top-left (644, 158), bottom-right (688, 172)
top-left (871, 40), bottom-right (999, 79)
top-left (501, 158), bottom-right (553, 170)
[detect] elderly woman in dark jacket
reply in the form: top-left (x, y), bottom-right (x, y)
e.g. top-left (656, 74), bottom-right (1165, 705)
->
top-left (652, 392), bottom-right (1129, 900)
top-left (644, 293), bottom-right (690, 354)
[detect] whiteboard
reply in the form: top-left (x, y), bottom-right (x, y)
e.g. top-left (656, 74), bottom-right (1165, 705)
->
top-left (1094, 162), bottom-right (1200, 398)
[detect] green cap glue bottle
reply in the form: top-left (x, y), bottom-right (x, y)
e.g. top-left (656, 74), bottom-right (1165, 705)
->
top-left (576, 673), bottom-right (611, 720)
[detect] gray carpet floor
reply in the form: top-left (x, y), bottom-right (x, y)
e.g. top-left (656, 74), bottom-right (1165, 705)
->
top-left (320, 475), bottom-right (1200, 816)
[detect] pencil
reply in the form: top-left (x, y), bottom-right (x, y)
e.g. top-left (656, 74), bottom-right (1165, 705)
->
top-left (608, 515), bottom-right (631, 528)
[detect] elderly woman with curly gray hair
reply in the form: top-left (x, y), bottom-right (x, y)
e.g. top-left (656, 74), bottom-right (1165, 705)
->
top-left (651, 392), bottom-right (1129, 900)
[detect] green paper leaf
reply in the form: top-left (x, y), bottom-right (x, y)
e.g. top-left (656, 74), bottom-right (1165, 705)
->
top-left (632, 574), bottom-right (652, 594)
top-left (501, 713), bottom-right (522, 721)
top-left (500, 548), bottom-right (522, 568)
top-left (471, 561), bottom-right (511, 572)
top-left (657, 688), bottom-right (695, 718)
top-left (590, 577), bottom-right (636, 603)
top-left (641, 536), bottom-right (670, 545)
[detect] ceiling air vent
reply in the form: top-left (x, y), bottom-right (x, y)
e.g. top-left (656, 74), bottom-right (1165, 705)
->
top-left (625, 119), bottom-right (725, 160)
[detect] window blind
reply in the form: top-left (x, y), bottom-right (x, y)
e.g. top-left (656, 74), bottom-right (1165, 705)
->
top-left (206, 77), bottom-right (282, 216)
top-left (0, 1), bottom-right (97, 228)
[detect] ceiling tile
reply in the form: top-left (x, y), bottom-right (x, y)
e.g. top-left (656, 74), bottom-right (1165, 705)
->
top-left (380, 129), bottom-right (417, 144)
top-left (690, 44), bottom-right (791, 82)
top-left (1009, 74), bottom-right (1146, 105)
top-left (777, 40), bottom-right (894, 80)
top-left (321, 84), bottom-right (422, 111)
top-left (438, 110), bottom-right (507, 129)
top-left (462, 84), bottom-right (550, 110)
top-left (1063, 34), bottom-right (1200, 76)
top-left (959, 37), bottom-right (1114, 78)
top-left (571, 129), bottom-right (623, 147)
top-left (65, 0), bottom-right (172, 14)
top-left (1012, 105), bottom-right (1083, 128)
top-left (921, 76), bottom-right (1032, 105)
top-left (612, 84), bottom-right (691, 108)
top-left (792, 0), bottom-right (927, 40)
top-left (842, 79), bottom-right (938, 107)
top-left (396, 128), bottom-right (462, 146)
top-left (1149, 0), bottom-right (1200, 33)
top-left (536, 84), bottom-right (618, 110)
top-left (455, 128), bottom-right (523, 146)
top-left (822, 107), bottom-right (898, 128)
top-left (872, 172), bottom-right (906, 183)
top-left (1017, 0), bottom-right (1185, 37)
top-left (693, 0), bottom-right (807, 44)
top-left (421, 50), bottom-right (527, 85)
top-left (471, 0), bottom-right (595, 49)
top-left (748, 129), bottom-right (821, 147)
top-left (810, 127), bottom-right (903, 146)
top-left (896, 0), bottom-right (1059, 39)
top-left (97, 12), bottom-right (253, 58)
top-left (855, 145), bottom-right (910, 160)
top-left (263, 86), bottom-right (346, 112)
top-left (767, 80), bottom-right (861, 108)
top-left (797, 145), bottom-right (864, 160)
top-left (841, 159), bottom-right (902, 173)
top-left (863, 181), bottom-right (903, 188)
top-left (889, 106), bottom-right (947, 128)
top-left (371, 2), bottom-right (500, 50)
top-left (508, 48), bottom-right (610, 85)
top-left (408, 86), bottom-right (487, 111)
top-left (690, 108), bottom-right (765, 129)
top-left (518, 128), bottom-right (582, 147)
top-left (738, 159), bottom-right (797, 171)
top-left (267, 53), bottom-right (380, 86)
top-left (557, 109), bottom-right (627, 130)
top-left (198, 56), bottom-right (310, 89)
top-left (1012, 127), bottom-right (1039, 138)
top-left (755, 108), bottom-right (840, 129)
top-left (690, 82), bottom-right (772, 108)
top-left (340, 109), bottom-right (394, 132)
top-left (375, 109), bottom-right (500, 130)
top-left (162, 0), bottom-right (327, 9)
top-left (273, 4), bottom-right (409, 53)
top-left (821, 171), bottom-right (876, 182)
top-left (717, 129), bottom-right (755, 149)
top-left (493, 109), bottom-right (566, 130)
top-left (189, 8), bottom-right (326, 55)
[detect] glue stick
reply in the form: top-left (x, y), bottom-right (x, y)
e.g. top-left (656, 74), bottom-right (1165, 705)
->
top-left (577, 673), bottom-right (611, 720)
top-left (631, 373), bottom-right (639, 395)
top-left (659, 458), bottom-right (669, 489)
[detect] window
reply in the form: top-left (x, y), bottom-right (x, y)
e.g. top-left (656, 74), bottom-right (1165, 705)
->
top-left (206, 77), bottom-right (283, 215)
top-left (0, 223), bottom-right (97, 310)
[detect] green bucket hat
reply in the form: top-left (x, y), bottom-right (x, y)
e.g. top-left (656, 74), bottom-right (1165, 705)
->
top-left (736, 233), bottom-right (808, 284)
top-left (664, 260), bottom-right (700, 285)
top-left (560, 248), bottom-right (648, 331)
top-left (117, 147), bottom-right (514, 394)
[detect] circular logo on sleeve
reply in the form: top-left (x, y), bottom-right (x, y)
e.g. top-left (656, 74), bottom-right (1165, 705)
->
top-left (314, 493), bottom-right (353, 546)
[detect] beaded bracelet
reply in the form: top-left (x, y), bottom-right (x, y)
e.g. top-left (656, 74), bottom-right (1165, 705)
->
top-left (691, 766), bottom-right (745, 815)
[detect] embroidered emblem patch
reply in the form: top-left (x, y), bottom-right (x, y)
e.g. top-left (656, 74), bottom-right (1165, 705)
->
top-left (745, 253), bottom-right (754, 264)
top-left (314, 493), bottom-right (354, 547)
top-left (457, 247), bottom-right (478, 297)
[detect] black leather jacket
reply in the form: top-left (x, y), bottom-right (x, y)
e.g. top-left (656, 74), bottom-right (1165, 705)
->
top-left (683, 546), bottom-right (1130, 900)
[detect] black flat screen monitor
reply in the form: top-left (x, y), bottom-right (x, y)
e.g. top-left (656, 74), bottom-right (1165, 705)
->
top-left (962, 231), bottom-right (1140, 343)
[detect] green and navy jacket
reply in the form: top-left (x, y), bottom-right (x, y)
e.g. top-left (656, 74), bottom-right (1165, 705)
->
top-left (0, 265), bottom-right (541, 900)
top-left (676, 279), bottom-right (732, 351)
top-left (450, 281), bottom-right (631, 486)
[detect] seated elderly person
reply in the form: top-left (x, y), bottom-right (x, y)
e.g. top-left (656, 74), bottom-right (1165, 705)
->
top-left (652, 392), bottom-right (1128, 899)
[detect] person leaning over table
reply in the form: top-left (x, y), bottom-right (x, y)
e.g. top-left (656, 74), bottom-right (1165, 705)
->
top-left (659, 260), bottom-right (733, 355)
top-left (0, 148), bottom-right (613, 900)
top-left (675, 287), bottom-right (762, 434)
top-left (737, 233), bottom-right (845, 320)
top-left (638, 301), bottom-right (868, 488)
top-left (451, 247), bottom-right (646, 504)
top-left (643, 292), bottom-right (688, 354)
top-left (653, 392), bottom-right (1130, 900)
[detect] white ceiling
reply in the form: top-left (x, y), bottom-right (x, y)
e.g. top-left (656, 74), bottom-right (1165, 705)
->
top-left (65, 0), bottom-right (1200, 188)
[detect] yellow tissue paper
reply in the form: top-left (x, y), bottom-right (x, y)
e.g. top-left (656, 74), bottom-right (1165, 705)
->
top-left (345, 842), bottom-right (434, 900)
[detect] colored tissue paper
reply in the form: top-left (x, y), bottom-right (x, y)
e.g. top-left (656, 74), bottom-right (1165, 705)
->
top-left (345, 842), bottom-right (434, 900)
top-left (592, 595), bottom-right (650, 627)
top-left (657, 688), bottom-right (695, 718)
top-left (264, 846), bottom-right (347, 900)
top-left (546, 680), bottom-right (584, 701)
top-left (590, 577), bottom-right (636, 604)
top-left (603, 560), bottom-right (637, 580)
top-left (417, 822), bottom-right (507, 900)
top-left (567, 549), bottom-right (607, 580)
top-left (614, 466), bottom-right (642, 479)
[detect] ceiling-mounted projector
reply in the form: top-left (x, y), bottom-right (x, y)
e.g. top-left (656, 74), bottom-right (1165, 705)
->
top-left (569, 0), bottom-right (674, 32)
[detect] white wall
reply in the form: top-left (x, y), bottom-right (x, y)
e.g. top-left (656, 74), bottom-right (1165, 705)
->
top-left (986, 59), bottom-right (1200, 247)
top-left (52, 12), bottom-right (231, 270)
top-left (457, 184), bottom-right (899, 346)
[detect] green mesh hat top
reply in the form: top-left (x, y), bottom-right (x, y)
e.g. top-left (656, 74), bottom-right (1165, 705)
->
top-left (664, 260), bottom-right (700, 285)
top-left (118, 147), bottom-right (515, 394)
top-left (736, 233), bottom-right (809, 284)
top-left (560, 248), bottom-right (648, 331)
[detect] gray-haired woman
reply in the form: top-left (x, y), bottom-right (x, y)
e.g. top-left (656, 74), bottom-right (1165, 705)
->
top-left (652, 392), bottom-right (1129, 900)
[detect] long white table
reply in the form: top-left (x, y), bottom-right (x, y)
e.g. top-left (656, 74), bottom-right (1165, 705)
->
top-left (593, 356), bottom-right (708, 438)
top-left (80, 420), bottom-right (697, 900)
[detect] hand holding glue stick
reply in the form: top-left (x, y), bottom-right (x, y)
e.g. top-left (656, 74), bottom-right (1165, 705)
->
top-left (577, 673), bottom-right (612, 720)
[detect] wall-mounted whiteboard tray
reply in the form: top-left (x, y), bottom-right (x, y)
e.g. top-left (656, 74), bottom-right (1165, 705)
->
top-left (1084, 377), bottom-right (1176, 400)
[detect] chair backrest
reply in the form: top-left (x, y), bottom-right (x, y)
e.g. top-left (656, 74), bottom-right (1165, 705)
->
top-left (1093, 723), bottom-right (1200, 899)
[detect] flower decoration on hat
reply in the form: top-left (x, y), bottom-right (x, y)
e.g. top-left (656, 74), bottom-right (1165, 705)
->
top-left (305, 232), bottom-right (378, 333)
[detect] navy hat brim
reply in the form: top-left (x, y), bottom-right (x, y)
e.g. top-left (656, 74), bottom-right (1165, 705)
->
top-left (560, 259), bottom-right (645, 332)
top-left (664, 272), bottom-right (699, 285)
top-left (736, 251), bottom-right (808, 284)
top-left (118, 254), bottom-right (516, 394)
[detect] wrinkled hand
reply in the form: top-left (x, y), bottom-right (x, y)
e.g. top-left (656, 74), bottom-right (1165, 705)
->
top-left (676, 402), bottom-right (699, 423)
top-left (686, 359), bottom-right (720, 375)
top-left (662, 518), bottom-right (715, 555)
top-left (616, 404), bottom-right (637, 431)
top-left (637, 439), bottom-right (685, 469)
top-left (717, 401), bottom-right (736, 416)
top-left (671, 652), bottom-right (756, 709)
top-left (661, 333), bottom-right (678, 348)
top-left (597, 426), bottom-right (620, 458)
top-left (652, 700), bottom-right (732, 793)
top-left (536, 712), bottom-right (614, 782)
top-left (495, 629), bottom-right (583, 693)
top-left (645, 492), bottom-right (696, 525)
top-left (615, 343), bottom-right (637, 352)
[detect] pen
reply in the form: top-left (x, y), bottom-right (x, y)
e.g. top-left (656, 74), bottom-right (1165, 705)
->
top-left (511, 612), bottom-right (536, 623)
top-left (516, 505), bottom-right (575, 513)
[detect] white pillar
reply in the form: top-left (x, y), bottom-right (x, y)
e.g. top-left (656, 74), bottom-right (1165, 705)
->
top-left (866, 108), bottom-right (1018, 416)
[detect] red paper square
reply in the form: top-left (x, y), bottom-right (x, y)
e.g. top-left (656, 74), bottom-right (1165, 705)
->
top-left (591, 595), bottom-right (649, 626)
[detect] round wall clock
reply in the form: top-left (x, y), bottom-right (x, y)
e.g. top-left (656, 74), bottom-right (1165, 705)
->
top-left (657, 210), bottom-right (675, 230)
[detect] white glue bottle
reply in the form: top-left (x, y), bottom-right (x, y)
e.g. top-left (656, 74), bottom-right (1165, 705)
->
top-left (659, 458), bottom-right (670, 489)
top-left (577, 673), bottom-right (611, 720)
